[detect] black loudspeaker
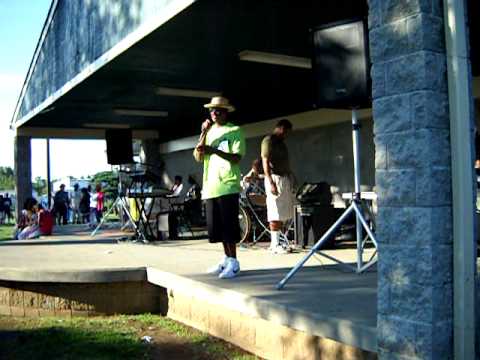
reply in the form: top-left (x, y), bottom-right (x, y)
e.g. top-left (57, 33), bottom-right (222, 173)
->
top-left (312, 19), bottom-right (371, 108)
top-left (105, 129), bottom-right (133, 165)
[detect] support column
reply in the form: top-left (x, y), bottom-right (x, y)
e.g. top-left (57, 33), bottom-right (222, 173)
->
top-left (14, 136), bottom-right (32, 220)
top-left (46, 139), bottom-right (52, 209)
top-left (368, 0), bottom-right (459, 358)
top-left (139, 139), bottom-right (169, 187)
top-left (443, 1), bottom-right (476, 358)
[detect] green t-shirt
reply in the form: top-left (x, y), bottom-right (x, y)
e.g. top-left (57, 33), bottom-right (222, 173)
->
top-left (201, 123), bottom-right (246, 200)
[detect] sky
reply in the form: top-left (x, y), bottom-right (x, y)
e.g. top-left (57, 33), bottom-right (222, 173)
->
top-left (0, 0), bottom-right (110, 181)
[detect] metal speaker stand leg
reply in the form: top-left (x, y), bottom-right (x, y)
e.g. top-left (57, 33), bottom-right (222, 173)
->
top-left (91, 195), bottom-right (142, 239)
top-left (276, 109), bottom-right (378, 290)
top-left (91, 196), bottom-right (120, 237)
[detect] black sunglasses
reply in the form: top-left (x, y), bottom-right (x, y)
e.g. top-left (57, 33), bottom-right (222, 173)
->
top-left (209, 108), bottom-right (226, 114)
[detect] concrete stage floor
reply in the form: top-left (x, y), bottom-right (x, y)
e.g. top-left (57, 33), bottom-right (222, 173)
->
top-left (0, 224), bottom-right (378, 352)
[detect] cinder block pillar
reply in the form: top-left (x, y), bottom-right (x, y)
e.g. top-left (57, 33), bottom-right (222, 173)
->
top-left (368, 1), bottom-right (454, 358)
top-left (14, 136), bottom-right (32, 220)
top-left (140, 139), bottom-right (162, 167)
top-left (140, 139), bottom-right (169, 187)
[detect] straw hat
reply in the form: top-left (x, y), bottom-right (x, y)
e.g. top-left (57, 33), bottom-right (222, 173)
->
top-left (203, 96), bottom-right (235, 112)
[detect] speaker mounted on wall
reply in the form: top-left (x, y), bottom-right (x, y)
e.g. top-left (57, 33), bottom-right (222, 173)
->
top-left (105, 129), bottom-right (134, 165)
top-left (312, 18), bottom-right (371, 109)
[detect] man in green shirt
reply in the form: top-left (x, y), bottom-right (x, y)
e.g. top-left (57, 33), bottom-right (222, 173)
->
top-left (261, 119), bottom-right (294, 254)
top-left (193, 96), bottom-right (246, 279)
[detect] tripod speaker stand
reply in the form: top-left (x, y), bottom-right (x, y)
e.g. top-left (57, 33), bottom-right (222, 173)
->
top-left (276, 109), bottom-right (378, 290)
top-left (90, 168), bottom-right (144, 240)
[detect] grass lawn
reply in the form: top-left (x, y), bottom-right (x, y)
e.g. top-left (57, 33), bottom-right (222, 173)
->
top-left (0, 314), bottom-right (259, 360)
top-left (0, 224), bottom-right (13, 241)
top-left (104, 212), bottom-right (120, 222)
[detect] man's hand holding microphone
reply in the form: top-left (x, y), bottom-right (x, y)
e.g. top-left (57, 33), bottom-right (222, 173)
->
top-left (194, 119), bottom-right (214, 161)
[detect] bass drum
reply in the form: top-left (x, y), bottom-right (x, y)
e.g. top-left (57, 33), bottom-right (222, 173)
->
top-left (238, 205), bottom-right (251, 244)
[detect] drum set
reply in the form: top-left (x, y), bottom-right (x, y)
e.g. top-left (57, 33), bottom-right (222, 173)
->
top-left (239, 178), bottom-right (293, 248)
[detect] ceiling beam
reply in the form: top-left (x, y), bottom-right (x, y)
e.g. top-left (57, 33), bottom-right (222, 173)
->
top-left (16, 127), bottom-right (159, 140)
top-left (159, 107), bottom-right (372, 154)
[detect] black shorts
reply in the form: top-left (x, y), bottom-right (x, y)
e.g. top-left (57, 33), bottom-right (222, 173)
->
top-left (205, 193), bottom-right (240, 244)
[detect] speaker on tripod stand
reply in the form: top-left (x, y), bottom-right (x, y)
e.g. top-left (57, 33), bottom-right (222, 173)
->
top-left (277, 19), bottom-right (377, 289)
top-left (312, 18), bottom-right (371, 109)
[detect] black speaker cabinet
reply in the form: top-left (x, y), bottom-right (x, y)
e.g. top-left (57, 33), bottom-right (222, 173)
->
top-left (312, 19), bottom-right (371, 109)
top-left (105, 129), bottom-right (133, 165)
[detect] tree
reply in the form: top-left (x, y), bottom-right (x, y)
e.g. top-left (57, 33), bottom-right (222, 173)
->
top-left (91, 171), bottom-right (118, 200)
top-left (0, 166), bottom-right (15, 190)
top-left (32, 177), bottom-right (47, 196)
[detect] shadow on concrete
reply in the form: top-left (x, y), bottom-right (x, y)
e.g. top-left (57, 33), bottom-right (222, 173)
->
top-left (0, 239), bottom-right (119, 246)
top-left (185, 263), bottom-right (377, 356)
top-left (190, 263), bottom-right (377, 325)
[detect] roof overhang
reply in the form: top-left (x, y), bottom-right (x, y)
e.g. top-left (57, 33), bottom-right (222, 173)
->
top-left (12, 0), bottom-right (480, 141)
top-left (12, 0), bottom-right (370, 140)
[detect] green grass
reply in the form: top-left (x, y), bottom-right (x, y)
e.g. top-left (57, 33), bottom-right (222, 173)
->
top-left (104, 212), bottom-right (120, 222)
top-left (0, 314), bottom-right (260, 360)
top-left (0, 224), bottom-right (13, 241)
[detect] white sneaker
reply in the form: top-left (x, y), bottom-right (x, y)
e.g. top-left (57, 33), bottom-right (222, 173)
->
top-left (273, 246), bottom-right (288, 254)
top-left (218, 258), bottom-right (240, 279)
top-left (207, 257), bottom-right (227, 275)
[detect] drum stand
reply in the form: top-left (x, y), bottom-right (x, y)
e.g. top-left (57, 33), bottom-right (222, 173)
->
top-left (277, 109), bottom-right (378, 290)
top-left (240, 183), bottom-right (293, 248)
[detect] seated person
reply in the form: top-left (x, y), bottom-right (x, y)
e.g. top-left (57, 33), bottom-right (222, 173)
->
top-left (167, 175), bottom-right (184, 198)
top-left (185, 175), bottom-right (201, 201)
top-left (165, 176), bottom-right (184, 209)
top-left (242, 159), bottom-right (265, 193)
top-left (15, 198), bottom-right (41, 240)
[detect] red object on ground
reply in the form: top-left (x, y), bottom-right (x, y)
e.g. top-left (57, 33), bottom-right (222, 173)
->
top-left (38, 209), bottom-right (54, 235)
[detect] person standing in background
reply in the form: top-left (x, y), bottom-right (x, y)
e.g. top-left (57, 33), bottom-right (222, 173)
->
top-left (261, 119), bottom-right (295, 254)
top-left (0, 195), bottom-right (5, 225)
top-left (79, 188), bottom-right (90, 224)
top-left (3, 194), bottom-right (13, 224)
top-left (95, 184), bottom-right (105, 223)
top-left (88, 185), bottom-right (96, 227)
top-left (71, 184), bottom-right (82, 224)
top-left (53, 184), bottom-right (69, 225)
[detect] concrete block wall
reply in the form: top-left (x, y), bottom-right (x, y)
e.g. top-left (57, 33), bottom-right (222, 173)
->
top-left (0, 281), bottom-right (167, 317)
top-left (368, 0), bottom-right (454, 358)
top-left (167, 288), bottom-right (377, 360)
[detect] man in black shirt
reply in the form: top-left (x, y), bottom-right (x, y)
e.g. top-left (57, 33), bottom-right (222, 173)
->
top-left (53, 184), bottom-right (69, 225)
top-left (3, 193), bottom-right (12, 224)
